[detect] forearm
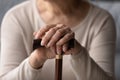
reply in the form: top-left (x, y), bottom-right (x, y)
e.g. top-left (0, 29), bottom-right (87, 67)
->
top-left (70, 48), bottom-right (115, 80)
top-left (0, 58), bottom-right (42, 80)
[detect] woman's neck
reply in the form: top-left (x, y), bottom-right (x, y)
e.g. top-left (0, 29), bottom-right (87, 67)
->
top-left (36, 0), bottom-right (90, 27)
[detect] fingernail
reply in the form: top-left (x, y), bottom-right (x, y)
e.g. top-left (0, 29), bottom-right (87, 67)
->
top-left (63, 47), bottom-right (67, 52)
top-left (57, 49), bottom-right (62, 55)
top-left (41, 41), bottom-right (44, 46)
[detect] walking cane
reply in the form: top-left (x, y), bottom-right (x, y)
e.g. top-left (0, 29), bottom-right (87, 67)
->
top-left (33, 39), bottom-right (74, 80)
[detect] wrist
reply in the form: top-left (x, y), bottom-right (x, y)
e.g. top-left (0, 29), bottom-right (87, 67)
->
top-left (29, 57), bottom-right (46, 69)
top-left (29, 61), bottom-right (44, 69)
top-left (29, 53), bottom-right (46, 69)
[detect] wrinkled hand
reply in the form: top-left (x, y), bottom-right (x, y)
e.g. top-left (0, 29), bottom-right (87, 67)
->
top-left (29, 24), bottom-right (82, 69)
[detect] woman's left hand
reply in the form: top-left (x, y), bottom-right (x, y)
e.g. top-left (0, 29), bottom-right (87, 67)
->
top-left (35, 24), bottom-right (82, 55)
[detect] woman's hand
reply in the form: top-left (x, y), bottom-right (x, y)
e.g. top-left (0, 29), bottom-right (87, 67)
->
top-left (37, 24), bottom-right (82, 55)
top-left (29, 46), bottom-right (56, 69)
top-left (38, 24), bottom-right (75, 54)
top-left (29, 24), bottom-right (82, 69)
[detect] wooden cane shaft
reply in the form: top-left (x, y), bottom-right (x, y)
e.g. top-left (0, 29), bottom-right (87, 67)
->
top-left (55, 55), bottom-right (63, 80)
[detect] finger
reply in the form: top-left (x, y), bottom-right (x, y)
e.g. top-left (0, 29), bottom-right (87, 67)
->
top-left (50, 45), bottom-right (57, 55)
top-left (33, 32), bottom-right (38, 39)
top-left (56, 45), bottom-right (62, 55)
top-left (35, 24), bottom-right (56, 39)
top-left (62, 43), bottom-right (69, 53)
top-left (41, 27), bottom-right (61, 46)
top-left (47, 26), bottom-right (71, 47)
top-left (56, 32), bottom-right (74, 47)
top-left (33, 32), bottom-right (37, 36)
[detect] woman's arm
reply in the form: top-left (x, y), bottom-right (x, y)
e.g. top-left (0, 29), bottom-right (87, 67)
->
top-left (70, 15), bottom-right (116, 80)
top-left (0, 10), bottom-right (42, 80)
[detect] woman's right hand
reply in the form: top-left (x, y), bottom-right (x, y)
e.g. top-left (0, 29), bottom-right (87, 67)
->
top-left (29, 25), bottom-right (57, 69)
top-left (29, 45), bottom-right (56, 69)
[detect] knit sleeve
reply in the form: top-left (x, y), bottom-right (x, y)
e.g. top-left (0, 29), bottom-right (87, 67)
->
top-left (0, 9), bottom-right (42, 80)
top-left (70, 15), bottom-right (116, 80)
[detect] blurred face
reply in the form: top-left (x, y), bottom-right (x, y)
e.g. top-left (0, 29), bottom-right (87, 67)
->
top-left (49, 0), bottom-right (81, 8)
top-left (43, 0), bottom-right (81, 15)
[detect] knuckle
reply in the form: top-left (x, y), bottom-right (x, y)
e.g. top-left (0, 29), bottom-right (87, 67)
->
top-left (56, 42), bottom-right (61, 46)
top-left (64, 27), bottom-right (71, 34)
top-left (39, 28), bottom-right (46, 33)
top-left (57, 29), bottom-right (63, 34)
top-left (66, 34), bottom-right (71, 39)
top-left (67, 35), bottom-right (70, 39)
top-left (65, 26), bottom-right (69, 30)
top-left (45, 31), bottom-right (49, 35)
top-left (50, 28), bottom-right (56, 32)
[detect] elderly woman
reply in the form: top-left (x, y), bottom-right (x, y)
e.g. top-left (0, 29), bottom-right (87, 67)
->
top-left (0, 0), bottom-right (116, 80)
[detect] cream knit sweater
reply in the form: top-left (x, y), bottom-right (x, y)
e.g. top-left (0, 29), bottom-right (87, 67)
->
top-left (0, 0), bottom-right (116, 80)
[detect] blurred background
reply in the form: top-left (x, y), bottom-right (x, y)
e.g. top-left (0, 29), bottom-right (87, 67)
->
top-left (0, 0), bottom-right (120, 80)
